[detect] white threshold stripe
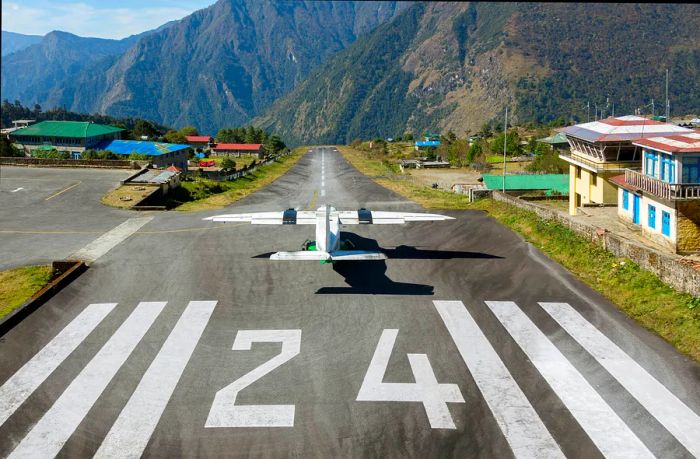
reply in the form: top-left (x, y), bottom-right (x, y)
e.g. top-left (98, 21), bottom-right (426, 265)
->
top-left (0, 303), bottom-right (117, 427)
top-left (9, 302), bottom-right (167, 459)
top-left (434, 301), bottom-right (564, 458)
top-left (71, 216), bottom-right (153, 263)
top-left (485, 301), bottom-right (654, 459)
top-left (540, 302), bottom-right (700, 457)
top-left (95, 301), bottom-right (216, 458)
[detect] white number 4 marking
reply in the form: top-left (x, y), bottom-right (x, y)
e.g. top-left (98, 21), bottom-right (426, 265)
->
top-left (356, 329), bottom-right (464, 429)
top-left (206, 330), bottom-right (301, 428)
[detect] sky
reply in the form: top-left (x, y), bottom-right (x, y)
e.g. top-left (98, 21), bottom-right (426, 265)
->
top-left (1, 0), bottom-right (214, 39)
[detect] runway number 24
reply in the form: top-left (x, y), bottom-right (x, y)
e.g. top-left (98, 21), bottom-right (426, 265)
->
top-left (205, 329), bottom-right (464, 430)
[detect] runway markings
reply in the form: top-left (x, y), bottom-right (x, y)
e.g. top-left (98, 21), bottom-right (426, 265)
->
top-left (540, 302), bottom-right (700, 457)
top-left (70, 216), bottom-right (153, 262)
top-left (9, 301), bottom-right (167, 459)
top-left (434, 301), bottom-right (564, 456)
top-left (206, 329), bottom-right (301, 428)
top-left (485, 301), bottom-right (655, 458)
top-left (45, 181), bottom-right (81, 200)
top-left (0, 303), bottom-right (117, 426)
top-left (2, 298), bottom-right (698, 457)
top-left (96, 301), bottom-right (217, 458)
top-left (356, 329), bottom-right (465, 429)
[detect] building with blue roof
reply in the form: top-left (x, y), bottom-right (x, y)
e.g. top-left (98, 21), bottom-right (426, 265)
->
top-left (415, 140), bottom-right (441, 150)
top-left (95, 139), bottom-right (191, 171)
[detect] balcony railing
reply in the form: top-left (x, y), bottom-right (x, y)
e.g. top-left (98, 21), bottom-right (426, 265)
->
top-left (624, 169), bottom-right (700, 200)
top-left (559, 152), bottom-right (638, 172)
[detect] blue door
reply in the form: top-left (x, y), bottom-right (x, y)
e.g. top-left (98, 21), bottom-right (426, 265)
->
top-left (662, 211), bottom-right (671, 237)
top-left (632, 194), bottom-right (641, 224)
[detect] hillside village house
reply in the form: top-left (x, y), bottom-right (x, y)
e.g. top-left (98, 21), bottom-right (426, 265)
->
top-left (9, 120), bottom-right (124, 158)
top-left (212, 143), bottom-right (265, 159)
top-left (559, 115), bottom-right (692, 215)
top-left (611, 132), bottom-right (700, 254)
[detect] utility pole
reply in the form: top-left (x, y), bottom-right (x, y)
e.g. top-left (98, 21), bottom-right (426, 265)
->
top-left (587, 101), bottom-right (590, 123)
top-left (502, 106), bottom-right (507, 193)
top-left (665, 69), bottom-right (670, 121)
top-left (612, 102), bottom-right (615, 117)
top-left (651, 98), bottom-right (655, 117)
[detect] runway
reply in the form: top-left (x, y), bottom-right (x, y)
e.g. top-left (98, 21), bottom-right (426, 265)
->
top-left (1, 148), bottom-right (699, 457)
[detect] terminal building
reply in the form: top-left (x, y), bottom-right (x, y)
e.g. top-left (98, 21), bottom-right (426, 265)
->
top-left (611, 132), bottom-right (700, 254)
top-left (559, 115), bottom-right (693, 215)
top-left (9, 120), bottom-right (124, 157)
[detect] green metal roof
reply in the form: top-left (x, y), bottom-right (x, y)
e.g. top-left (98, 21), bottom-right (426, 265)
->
top-left (536, 132), bottom-right (569, 145)
top-left (482, 174), bottom-right (569, 195)
top-left (11, 121), bottom-right (124, 138)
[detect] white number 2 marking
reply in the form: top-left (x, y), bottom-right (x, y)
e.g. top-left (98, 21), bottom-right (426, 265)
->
top-left (205, 330), bottom-right (301, 428)
top-left (356, 329), bottom-right (464, 429)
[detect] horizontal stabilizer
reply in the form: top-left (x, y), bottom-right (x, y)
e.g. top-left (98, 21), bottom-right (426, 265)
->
top-left (268, 250), bottom-right (387, 261)
top-left (270, 251), bottom-right (331, 261)
top-left (328, 250), bottom-right (387, 261)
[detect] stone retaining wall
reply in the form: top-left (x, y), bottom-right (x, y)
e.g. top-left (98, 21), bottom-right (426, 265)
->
top-left (490, 191), bottom-right (700, 297)
top-left (1, 157), bottom-right (146, 169)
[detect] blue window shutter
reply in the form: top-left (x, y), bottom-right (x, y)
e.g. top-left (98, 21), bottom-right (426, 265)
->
top-left (648, 205), bottom-right (656, 229)
top-left (623, 190), bottom-right (629, 210)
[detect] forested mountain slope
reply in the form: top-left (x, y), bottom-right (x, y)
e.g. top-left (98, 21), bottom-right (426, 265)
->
top-left (255, 2), bottom-right (700, 145)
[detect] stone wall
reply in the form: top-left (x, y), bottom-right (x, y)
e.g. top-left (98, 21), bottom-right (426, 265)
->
top-left (490, 191), bottom-right (700, 297)
top-left (677, 201), bottom-right (700, 254)
top-left (0, 157), bottom-right (146, 169)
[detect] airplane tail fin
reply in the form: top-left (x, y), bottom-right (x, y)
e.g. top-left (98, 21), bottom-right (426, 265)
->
top-left (268, 250), bottom-right (386, 261)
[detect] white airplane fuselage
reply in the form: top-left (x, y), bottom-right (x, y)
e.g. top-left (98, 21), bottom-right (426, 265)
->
top-left (315, 205), bottom-right (340, 252)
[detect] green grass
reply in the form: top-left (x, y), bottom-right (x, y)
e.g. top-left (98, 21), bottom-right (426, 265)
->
top-left (0, 265), bottom-right (54, 320)
top-left (172, 147), bottom-right (306, 211)
top-left (339, 145), bottom-right (700, 363)
top-left (469, 199), bottom-right (700, 363)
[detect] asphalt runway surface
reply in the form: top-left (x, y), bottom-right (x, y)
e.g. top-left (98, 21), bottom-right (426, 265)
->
top-left (1, 149), bottom-right (699, 458)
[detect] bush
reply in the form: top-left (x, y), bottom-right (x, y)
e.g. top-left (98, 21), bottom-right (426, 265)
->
top-left (128, 152), bottom-right (150, 160)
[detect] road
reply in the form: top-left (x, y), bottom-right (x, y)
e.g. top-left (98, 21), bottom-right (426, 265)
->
top-left (1, 148), bottom-right (699, 458)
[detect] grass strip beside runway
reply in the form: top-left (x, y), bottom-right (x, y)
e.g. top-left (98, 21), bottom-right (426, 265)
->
top-left (339, 145), bottom-right (700, 363)
top-left (0, 265), bottom-right (53, 320)
top-left (174, 147), bottom-right (307, 212)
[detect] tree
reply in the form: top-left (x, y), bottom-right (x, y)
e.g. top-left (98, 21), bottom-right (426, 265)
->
top-left (490, 130), bottom-right (522, 156)
top-left (133, 119), bottom-right (158, 139)
top-left (180, 126), bottom-right (198, 137)
top-left (467, 141), bottom-right (483, 163)
top-left (220, 157), bottom-right (236, 170)
top-left (164, 130), bottom-right (186, 144)
top-left (403, 132), bottom-right (413, 141)
top-left (0, 136), bottom-right (23, 157)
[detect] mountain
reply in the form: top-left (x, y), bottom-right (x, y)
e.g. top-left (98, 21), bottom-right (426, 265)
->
top-left (255, 2), bottom-right (700, 145)
top-left (1, 31), bottom-right (149, 107)
top-left (1, 31), bottom-right (43, 56)
top-left (37, 0), bottom-right (409, 134)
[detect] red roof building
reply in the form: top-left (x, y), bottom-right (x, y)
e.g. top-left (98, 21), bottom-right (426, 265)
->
top-left (185, 135), bottom-right (213, 145)
top-left (212, 143), bottom-right (264, 158)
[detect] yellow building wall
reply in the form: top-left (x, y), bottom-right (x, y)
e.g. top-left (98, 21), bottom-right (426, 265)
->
top-left (676, 201), bottom-right (700, 254)
top-left (569, 165), bottom-right (622, 215)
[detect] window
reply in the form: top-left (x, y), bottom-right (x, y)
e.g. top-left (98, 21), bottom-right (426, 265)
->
top-left (622, 190), bottom-right (629, 210)
top-left (682, 156), bottom-right (700, 183)
top-left (645, 151), bottom-right (658, 178)
top-left (590, 172), bottom-right (597, 186)
top-left (648, 204), bottom-right (656, 229)
top-left (662, 211), bottom-right (671, 237)
top-left (576, 166), bottom-right (581, 179)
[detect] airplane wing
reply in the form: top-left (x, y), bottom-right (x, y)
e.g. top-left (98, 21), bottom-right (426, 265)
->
top-left (337, 209), bottom-right (454, 225)
top-left (204, 209), bottom-right (316, 225)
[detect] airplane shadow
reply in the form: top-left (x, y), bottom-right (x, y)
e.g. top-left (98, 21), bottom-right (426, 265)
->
top-left (254, 232), bottom-right (501, 296)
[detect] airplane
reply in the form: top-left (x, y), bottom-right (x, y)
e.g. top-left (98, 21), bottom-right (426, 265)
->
top-left (203, 205), bottom-right (454, 262)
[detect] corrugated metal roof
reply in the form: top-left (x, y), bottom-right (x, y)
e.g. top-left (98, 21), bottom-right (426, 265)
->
top-left (537, 132), bottom-right (568, 145)
top-left (11, 121), bottom-right (124, 138)
top-left (185, 135), bottom-right (212, 142)
top-left (482, 174), bottom-right (569, 194)
top-left (213, 143), bottom-right (262, 151)
top-left (130, 169), bottom-right (178, 183)
top-left (415, 140), bottom-right (441, 147)
top-left (96, 140), bottom-right (190, 156)
top-left (633, 133), bottom-right (700, 153)
top-left (562, 116), bottom-right (692, 143)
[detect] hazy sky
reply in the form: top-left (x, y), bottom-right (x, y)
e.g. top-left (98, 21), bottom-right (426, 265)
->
top-left (1, 0), bottom-right (214, 39)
